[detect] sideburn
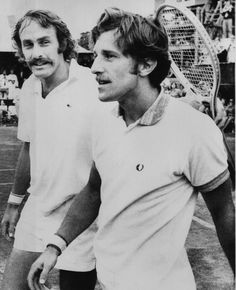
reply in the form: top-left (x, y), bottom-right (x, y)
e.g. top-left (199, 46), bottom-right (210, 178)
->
top-left (129, 61), bottom-right (139, 75)
top-left (58, 39), bottom-right (67, 54)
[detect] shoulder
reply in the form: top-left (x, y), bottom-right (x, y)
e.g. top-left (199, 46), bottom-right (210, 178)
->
top-left (166, 97), bottom-right (220, 136)
top-left (167, 97), bottom-right (202, 120)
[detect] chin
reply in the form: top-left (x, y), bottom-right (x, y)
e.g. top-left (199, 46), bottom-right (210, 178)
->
top-left (98, 96), bottom-right (109, 102)
top-left (31, 66), bottom-right (54, 79)
top-left (98, 94), bottom-right (116, 103)
top-left (32, 69), bottom-right (48, 78)
top-left (33, 73), bottom-right (45, 79)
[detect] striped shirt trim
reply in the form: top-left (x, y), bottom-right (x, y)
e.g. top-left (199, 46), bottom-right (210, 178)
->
top-left (10, 193), bottom-right (25, 198)
top-left (195, 169), bottom-right (230, 193)
top-left (8, 192), bottom-right (26, 205)
top-left (112, 89), bottom-right (170, 126)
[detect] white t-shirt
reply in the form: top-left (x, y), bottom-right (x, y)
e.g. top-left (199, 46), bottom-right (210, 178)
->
top-left (91, 91), bottom-right (229, 290)
top-left (16, 59), bottom-right (99, 271)
top-left (7, 73), bottom-right (19, 88)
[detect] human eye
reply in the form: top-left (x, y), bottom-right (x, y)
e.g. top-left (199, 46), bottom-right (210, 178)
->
top-left (22, 41), bottom-right (33, 49)
top-left (103, 51), bottom-right (116, 60)
top-left (39, 39), bottom-right (50, 46)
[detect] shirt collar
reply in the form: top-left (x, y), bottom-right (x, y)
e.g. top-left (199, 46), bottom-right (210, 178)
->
top-left (112, 89), bottom-right (170, 126)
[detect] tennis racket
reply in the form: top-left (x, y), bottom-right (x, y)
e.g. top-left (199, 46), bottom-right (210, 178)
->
top-left (156, 1), bottom-right (235, 188)
top-left (156, 0), bottom-right (220, 119)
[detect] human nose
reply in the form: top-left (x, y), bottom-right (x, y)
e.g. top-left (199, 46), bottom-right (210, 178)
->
top-left (31, 43), bottom-right (43, 59)
top-left (91, 56), bottom-right (104, 74)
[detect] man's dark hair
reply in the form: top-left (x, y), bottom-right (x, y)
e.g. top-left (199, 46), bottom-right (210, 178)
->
top-left (12, 9), bottom-right (77, 62)
top-left (91, 7), bottom-right (171, 88)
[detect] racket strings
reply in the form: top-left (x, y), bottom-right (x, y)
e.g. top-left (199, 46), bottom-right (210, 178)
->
top-left (159, 7), bottom-right (215, 99)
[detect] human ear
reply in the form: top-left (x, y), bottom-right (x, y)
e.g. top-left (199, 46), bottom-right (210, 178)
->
top-left (138, 59), bottom-right (157, 77)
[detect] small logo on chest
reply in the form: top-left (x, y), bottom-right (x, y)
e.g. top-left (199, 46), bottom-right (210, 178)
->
top-left (136, 164), bottom-right (144, 171)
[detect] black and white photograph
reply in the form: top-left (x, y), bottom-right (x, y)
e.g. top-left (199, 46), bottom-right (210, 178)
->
top-left (0, 0), bottom-right (235, 289)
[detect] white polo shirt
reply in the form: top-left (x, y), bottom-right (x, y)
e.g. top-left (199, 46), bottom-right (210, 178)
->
top-left (92, 91), bottom-right (229, 289)
top-left (15, 59), bottom-right (99, 271)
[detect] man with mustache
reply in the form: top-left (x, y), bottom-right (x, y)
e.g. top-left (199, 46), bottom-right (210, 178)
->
top-left (1, 9), bottom-right (98, 290)
top-left (28, 7), bottom-right (234, 290)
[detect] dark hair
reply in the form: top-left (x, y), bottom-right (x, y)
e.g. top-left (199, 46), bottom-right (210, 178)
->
top-left (12, 9), bottom-right (77, 62)
top-left (91, 7), bottom-right (171, 88)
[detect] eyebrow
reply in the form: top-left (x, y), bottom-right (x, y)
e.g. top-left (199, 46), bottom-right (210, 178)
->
top-left (101, 49), bottom-right (119, 56)
top-left (22, 36), bottom-right (50, 45)
top-left (37, 36), bottom-right (51, 42)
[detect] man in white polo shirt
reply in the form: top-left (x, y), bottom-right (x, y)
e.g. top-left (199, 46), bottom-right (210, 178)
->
top-left (1, 10), bottom-right (98, 290)
top-left (28, 8), bottom-right (235, 290)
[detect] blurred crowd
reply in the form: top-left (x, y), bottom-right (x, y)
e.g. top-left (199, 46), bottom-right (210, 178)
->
top-left (162, 78), bottom-right (235, 134)
top-left (201, 0), bottom-right (235, 62)
top-left (0, 68), bottom-right (20, 125)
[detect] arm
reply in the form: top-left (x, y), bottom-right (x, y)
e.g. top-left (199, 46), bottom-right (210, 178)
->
top-left (27, 163), bottom-right (101, 290)
top-left (1, 141), bottom-right (30, 240)
top-left (201, 177), bottom-right (235, 274)
top-left (56, 163), bottom-right (101, 244)
top-left (12, 141), bottom-right (30, 194)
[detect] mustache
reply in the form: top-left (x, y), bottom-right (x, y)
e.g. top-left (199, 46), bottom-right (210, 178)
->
top-left (96, 76), bottom-right (111, 83)
top-left (28, 58), bottom-right (52, 66)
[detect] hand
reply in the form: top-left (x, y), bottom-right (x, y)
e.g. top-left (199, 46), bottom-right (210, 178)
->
top-left (1, 203), bottom-right (20, 241)
top-left (27, 246), bottom-right (59, 290)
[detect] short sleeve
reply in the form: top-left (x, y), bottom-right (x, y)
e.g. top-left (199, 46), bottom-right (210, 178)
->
top-left (184, 115), bottom-right (229, 192)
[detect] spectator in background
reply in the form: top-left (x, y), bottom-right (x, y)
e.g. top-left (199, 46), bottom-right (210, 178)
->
top-left (201, 0), bottom-right (216, 25)
top-left (161, 77), bottom-right (171, 93)
top-left (221, 0), bottom-right (234, 38)
top-left (0, 70), bottom-right (8, 99)
top-left (220, 98), bottom-right (235, 133)
top-left (7, 69), bottom-right (19, 88)
top-left (226, 99), bottom-right (235, 115)
top-left (0, 69), bottom-right (7, 86)
top-left (170, 81), bottom-right (186, 98)
top-left (214, 35), bottom-right (233, 62)
top-left (214, 97), bottom-right (228, 128)
top-left (213, 0), bottom-right (224, 39)
top-left (227, 35), bottom-right (236, 62)
top-left (7, 70), bottom-right (20, 103)
top-left (225, 99), bottom-right (235, 132)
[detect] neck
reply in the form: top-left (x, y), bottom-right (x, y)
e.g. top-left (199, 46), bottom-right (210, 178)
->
top-left (120, 82), bottom-right (160, 126)
top-left (41, 60), bottom-right (70, 98)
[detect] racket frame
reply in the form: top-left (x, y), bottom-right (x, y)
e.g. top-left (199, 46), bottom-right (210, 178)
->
top-left (156, 0), bottom-right (221, 118)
